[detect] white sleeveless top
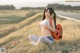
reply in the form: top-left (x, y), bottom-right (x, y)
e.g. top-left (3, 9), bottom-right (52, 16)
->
top-left (39, 18), bottom-right (55, 31)
top-left (39, 19), bottom-right (49, 26)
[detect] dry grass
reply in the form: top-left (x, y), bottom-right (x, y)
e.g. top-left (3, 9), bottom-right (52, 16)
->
top-left (0, 10), bottom-right (30, 17)
top-left (0, 10), bottom-right (80, 53)
top-left (57, 18), bottom-right (80, 41)
top-left (0, 10), bottom-right (39, 38)
top-left (0, 12), bottom-right (43, 46)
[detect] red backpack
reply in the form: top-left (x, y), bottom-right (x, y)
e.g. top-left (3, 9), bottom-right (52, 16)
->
top-left (50, 18), bottom-right (63, 40)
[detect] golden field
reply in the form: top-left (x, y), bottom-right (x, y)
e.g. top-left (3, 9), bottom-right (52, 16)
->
top-left (0, 10), bottom-right (80, 53)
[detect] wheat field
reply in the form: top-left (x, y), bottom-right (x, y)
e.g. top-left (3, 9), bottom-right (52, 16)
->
top-left (0, 10), bottom-right (80, 53)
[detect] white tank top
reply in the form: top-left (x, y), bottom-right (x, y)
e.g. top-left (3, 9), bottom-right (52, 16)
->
top-left (39, 18), bottom-right (55, 31)
top-left (39, 19), bottom-right (49, 26)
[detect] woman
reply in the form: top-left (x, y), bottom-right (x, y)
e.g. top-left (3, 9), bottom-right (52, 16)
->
top-left (29, 7), bottom-right (56, 45)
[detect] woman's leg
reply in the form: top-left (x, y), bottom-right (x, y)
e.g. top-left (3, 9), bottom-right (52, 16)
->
top-left (29, 34), bottom-right (39, 42)
top-left (29, 35), bottom-right (53, 45)
top-left (36, 36), bottom-right (53, 45)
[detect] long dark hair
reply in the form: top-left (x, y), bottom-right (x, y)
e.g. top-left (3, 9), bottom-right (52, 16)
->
top-left (42, 7), bottom-right (56, 29)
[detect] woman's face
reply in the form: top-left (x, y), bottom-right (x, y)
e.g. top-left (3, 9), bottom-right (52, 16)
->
top-left (45, 9), bottom-right (51, 18)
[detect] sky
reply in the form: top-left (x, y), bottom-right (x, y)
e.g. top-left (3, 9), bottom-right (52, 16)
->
top-left (0, 0), bottom-right (80, 9)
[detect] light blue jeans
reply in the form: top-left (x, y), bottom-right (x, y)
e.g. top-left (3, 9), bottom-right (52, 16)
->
top-left (29, 34), bottom-right (54, 44)
top-left (46, 36), bottom-right (54, 43)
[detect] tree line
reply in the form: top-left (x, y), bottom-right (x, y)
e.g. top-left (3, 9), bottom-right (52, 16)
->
top-left (0, 5), bottom-right (15, 10)
top-left (47, 4), bottom-right (80, 10)
top-left (20, 4), bottom-right (80, 10)
top-left (0, 4), bottom-right (80, 10)
top-left (21, 7), bottom-right (45, 10)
